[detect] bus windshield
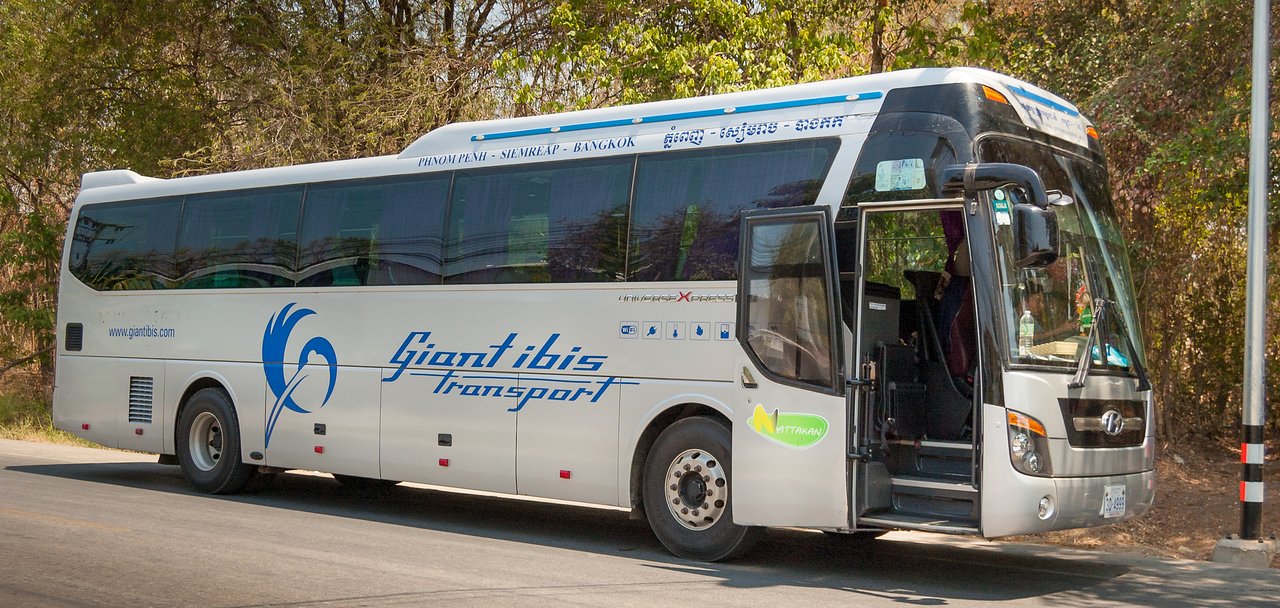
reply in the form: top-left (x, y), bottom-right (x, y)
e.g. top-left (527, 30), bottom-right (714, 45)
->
top-left (980, 137), bottom-right (1144, 376)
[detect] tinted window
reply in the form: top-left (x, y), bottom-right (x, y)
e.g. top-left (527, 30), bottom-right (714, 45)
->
top-left (299, 175), bottom-right (450, 287)
top-left (176, 187), bottom-right (302, 289)
top-left (844, 131), bottom-right (957, 204)
top-left (69, 198), bottom-right (181, 290)
top-left (743, 215), bottom-right (837, 389)
top-left (628, 139), bottom-right (839, 281)
top-left (445, 158), bottom-right (632, 284)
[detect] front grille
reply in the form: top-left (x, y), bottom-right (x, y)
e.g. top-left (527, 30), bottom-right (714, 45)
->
top-left (1058, 397), bottom-right (1145, 448)
top-left (128, 376), bottom-right (154, 424)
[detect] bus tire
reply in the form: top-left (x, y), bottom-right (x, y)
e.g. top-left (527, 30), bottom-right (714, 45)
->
top-left (333, 474), bottom-right (399, 499)
top-left (176, 387), bottom-right (256, 494)
top-left (642, 416), bottom-right (762, 561)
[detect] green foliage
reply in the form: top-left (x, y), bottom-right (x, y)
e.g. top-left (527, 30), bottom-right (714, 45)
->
top-left (497, 0), bottom-right (869, 112)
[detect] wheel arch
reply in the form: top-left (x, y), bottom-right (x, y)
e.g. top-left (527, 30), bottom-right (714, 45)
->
top-left (167, 373), bottom-right (234, 456)
top-left (627, 400), bottom-right (733, 518)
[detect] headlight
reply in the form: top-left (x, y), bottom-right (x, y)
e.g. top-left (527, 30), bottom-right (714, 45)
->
top-left (1007, 410), bottom-right (1053, 476)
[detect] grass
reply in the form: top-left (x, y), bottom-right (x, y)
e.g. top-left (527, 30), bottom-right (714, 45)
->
top-left (0, 375), bottom-right (92, 445)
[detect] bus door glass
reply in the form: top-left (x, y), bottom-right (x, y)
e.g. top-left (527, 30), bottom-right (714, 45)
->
top-left (854, 204), bottom-right (978, 492)
top-left (732, 207), bottom-right (848, 528)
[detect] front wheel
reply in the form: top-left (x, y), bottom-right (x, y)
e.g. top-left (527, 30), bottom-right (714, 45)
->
top-left (642, 416), bottom-right (762, 561)
top-left (175, 387), bottom-right (256, 494)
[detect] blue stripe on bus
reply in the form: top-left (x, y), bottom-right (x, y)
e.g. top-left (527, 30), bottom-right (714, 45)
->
top-left (1009, 85), bottom-right (1080, 117)
top-left (471, 91), bottom-right (883, 142)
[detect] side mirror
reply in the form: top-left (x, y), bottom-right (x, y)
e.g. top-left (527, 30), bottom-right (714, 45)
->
top-left (941, 163), bottom-right (1061, 267)
top-left (1013, 203), bottom-right (1059, 267)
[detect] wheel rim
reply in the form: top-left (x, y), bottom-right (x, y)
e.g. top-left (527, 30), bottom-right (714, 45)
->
top-left (188, 411), bottom-right (223, 472)
top-left (663, 448), bottom-right (728, 530)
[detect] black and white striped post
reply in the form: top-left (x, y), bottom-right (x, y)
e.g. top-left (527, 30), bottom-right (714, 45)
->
top-left (1242, 424), bottom-right (1265, 538)
top-left (1238, 0), bottom-right (1270, 542)
top-left (1213, 0), bottom-right (1273, 566)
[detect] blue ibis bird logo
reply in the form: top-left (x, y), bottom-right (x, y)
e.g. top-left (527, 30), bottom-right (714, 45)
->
top-left (262, 303), bottom-right (337, 448)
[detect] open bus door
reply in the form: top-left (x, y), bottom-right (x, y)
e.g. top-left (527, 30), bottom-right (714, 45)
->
top-left (731, 207), bottom-right (850, 529)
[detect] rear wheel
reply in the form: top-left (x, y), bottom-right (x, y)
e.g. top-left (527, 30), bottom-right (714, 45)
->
top-left (176, 387), bottom-right (256, 494)
top-left (642, 416), bottom-right (762, 561)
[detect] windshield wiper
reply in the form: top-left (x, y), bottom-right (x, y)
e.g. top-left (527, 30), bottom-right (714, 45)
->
top-left (1067, 297), bottom-right (1151, 391)
top-left (1069, 298), bottom-right (1104, 389)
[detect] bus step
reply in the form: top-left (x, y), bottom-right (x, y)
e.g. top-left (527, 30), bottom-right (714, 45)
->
top-left (857, 513), bottom-right (980, 535)
top-left (890, 476), bottom-right (977, 520)
top-left (885, 440), bottom-right (973, 480)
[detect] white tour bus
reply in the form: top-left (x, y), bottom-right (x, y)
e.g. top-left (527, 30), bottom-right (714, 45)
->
top-left (55, 67), bottom-right (1153, 560)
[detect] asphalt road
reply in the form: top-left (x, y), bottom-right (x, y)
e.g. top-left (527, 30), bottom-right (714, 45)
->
top-left (2, 439), bottom-right (1277, 607)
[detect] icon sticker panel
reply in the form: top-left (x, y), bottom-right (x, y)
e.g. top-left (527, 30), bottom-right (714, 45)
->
top-left (715, 322), bottom-right (734, 341)
top-left (642, 321), bottom-right (662, 339)
top-left (691, 322), bottom-right (710, 340)
top-left (619, 321), bottom-right (639, 339)
top-left (665, 322), bottom-right (686, 340)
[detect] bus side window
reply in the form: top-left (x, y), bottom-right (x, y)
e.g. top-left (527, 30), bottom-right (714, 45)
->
top-left (299, 175), bottom-right (449, 287)
top-left (628, 139), bottom-right (840, 282)
top-left (70, 198), bottom-right (182, 290)
top-left (176, 187), bottom-right (302, 289)
top-left (444, 158), bottom-right (631, 284)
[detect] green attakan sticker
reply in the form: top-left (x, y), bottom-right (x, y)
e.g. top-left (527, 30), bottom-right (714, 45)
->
top-left (748, 404), bottom-right (829, 449)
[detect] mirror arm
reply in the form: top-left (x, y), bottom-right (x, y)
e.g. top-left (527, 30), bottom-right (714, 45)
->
top-left (942, 163), bottom-right (1051, 208)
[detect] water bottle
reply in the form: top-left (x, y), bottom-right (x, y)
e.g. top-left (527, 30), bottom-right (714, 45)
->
top-left (1019, 310), bottom-right (1035, 356)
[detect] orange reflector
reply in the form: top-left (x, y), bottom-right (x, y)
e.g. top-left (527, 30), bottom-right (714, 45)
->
top-left (1086, 126), bottom-right (1100, 140)
top-left (1007, 411), bottom-right (1047, 436)
top-left (982, 85), bottom-right (1009, 105)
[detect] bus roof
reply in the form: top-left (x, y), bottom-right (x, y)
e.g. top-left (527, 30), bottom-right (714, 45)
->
top-left (77, 67), bottom-right (1089, 203)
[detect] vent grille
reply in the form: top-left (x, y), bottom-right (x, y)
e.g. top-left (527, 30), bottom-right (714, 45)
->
top-left (128, 376), bottom-right (154, 424)
top-left (65, 323), bottom-right (83, 352)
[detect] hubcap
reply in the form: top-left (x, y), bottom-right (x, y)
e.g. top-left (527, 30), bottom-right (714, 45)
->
top-left (188, 411), bottom-right (223, 472)
top-left (663, 449), bottom-right (728, 530)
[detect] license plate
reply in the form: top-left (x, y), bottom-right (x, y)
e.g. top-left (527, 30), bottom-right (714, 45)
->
top-left (1101, 484), bottom-right (1126, 518)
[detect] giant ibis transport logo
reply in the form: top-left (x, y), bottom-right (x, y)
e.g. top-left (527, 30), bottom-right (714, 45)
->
top-left (262, 303), bottom-right (337, 448)
top-left (748, 404), bottom-right (828, 449)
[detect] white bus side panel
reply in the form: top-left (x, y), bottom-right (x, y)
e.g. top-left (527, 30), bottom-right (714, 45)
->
top-left (54, 356), bottom-right (166, 451)
top-left (516, 373), bottom-right (620, 504)
top-left (380, 368), bottom-right (517, 494)
top-left (265, 364), bottom-right (381, 479)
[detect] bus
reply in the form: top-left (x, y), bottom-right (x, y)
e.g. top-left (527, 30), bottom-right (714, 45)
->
top-left (54, 67), bottom-right (1153, 561)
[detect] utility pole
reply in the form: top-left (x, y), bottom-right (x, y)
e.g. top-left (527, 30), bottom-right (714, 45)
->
top-left (1211, 0), bottom-right (1276, 568)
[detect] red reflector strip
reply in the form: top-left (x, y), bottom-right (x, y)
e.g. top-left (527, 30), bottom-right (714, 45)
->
top-left (559, 470), bottom-right (571, 479)
top-left (81, 423), bottom-right (90, 430)
top-left (314, 446), bottom-right (324, 454)
top-left (439, 458), bottom-right (449, 467)
top-left (135, 428), bottom-right (144, 435)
